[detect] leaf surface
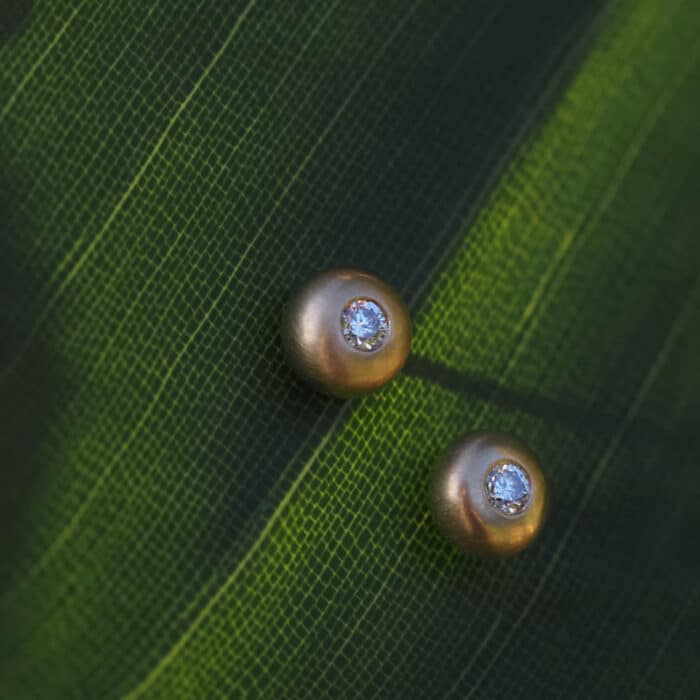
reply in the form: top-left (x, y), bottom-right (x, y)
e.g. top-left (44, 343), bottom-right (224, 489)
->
top-left (1, 1), bottom-right (699, 698)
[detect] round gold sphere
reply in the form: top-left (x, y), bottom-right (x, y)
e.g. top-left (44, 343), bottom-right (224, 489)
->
top-left (430, 432), bottom-right (548, 557)
top-left (281, 269), bottom-right (411, 397)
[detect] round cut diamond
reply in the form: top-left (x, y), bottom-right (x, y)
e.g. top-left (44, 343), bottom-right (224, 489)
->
top-left (341, 299), bottom-right (388, 352)
top-left (485, 462), bottom-right (531, 516)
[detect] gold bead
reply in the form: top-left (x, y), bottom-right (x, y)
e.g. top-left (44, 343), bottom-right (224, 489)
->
top-left (430, 432), bottom-right (548, 557)
top-left (281, 269), bottom-right (411, 397)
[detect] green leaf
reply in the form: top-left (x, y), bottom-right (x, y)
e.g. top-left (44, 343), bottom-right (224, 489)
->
top-left (1, 0), bottom-right (699, 698)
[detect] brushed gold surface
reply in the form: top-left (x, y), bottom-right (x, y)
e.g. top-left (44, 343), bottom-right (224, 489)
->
top-left (281, 269), bottom-right (411, 397)
top-left (430, 432), bottom-right (548, 557)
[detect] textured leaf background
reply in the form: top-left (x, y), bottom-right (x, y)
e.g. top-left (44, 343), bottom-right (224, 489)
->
top-left (1, 0), bottom-right (699, 698)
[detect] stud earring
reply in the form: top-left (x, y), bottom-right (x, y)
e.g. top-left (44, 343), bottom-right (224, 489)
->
top-left (430, 432), bottom-right (548, 557)
top-left (281, 268), bottom-right (411, 397)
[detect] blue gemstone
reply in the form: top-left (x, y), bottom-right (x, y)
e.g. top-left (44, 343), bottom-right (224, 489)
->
top-left (341, 299), bottom-right (388, 352)
top-left (486, 463), bottom-right (531, 515)
top-left (349, 307), bottom-right (380, 339)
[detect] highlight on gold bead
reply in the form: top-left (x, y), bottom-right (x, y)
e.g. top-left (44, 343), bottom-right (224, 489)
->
top-left (281, 268), bottom-right (411, 397)
top-left (430, 432), bottom-right (548, 557)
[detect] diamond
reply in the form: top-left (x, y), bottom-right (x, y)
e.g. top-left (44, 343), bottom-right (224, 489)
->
top-left (341, 298), bottom-right (389, 352)
top-left (485, 462), bottom-right (531, 516)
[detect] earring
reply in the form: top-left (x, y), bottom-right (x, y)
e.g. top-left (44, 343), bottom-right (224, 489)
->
top-left (430, 432), bottom-right (548, 557)
top-left (281, 268), bottom-right (411, 397)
